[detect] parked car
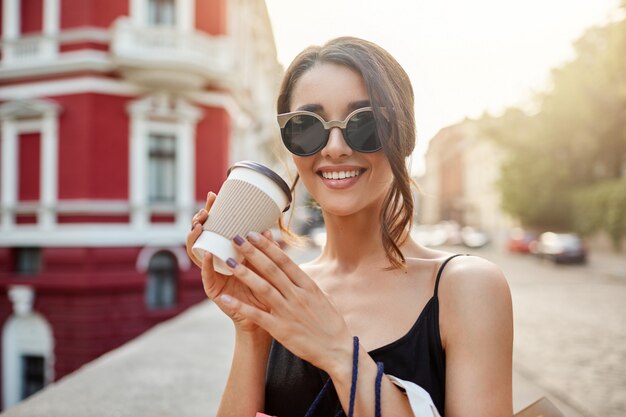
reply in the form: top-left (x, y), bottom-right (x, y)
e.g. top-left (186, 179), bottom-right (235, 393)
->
top-left (461, 227), bottom-right (490, 248)
top-left (410, 224), bottom-right (449, 247)
top-left (531, 232), bottom-right (587, 264)
top-left (506, 228), bottom-right (538, 253)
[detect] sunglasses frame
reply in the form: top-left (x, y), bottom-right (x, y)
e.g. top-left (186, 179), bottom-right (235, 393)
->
top-left (277, 106), bottom-right (385, 156)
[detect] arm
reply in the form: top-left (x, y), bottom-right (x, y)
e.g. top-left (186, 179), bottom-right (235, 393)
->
top-left (324, 341), bottom-right (417, 416)
top-left (186, 193), bottom-right (273, 417)
top-left (216, 329), bottom-right (272, 417)
top-left (439, 256), bottom-right (514, 417)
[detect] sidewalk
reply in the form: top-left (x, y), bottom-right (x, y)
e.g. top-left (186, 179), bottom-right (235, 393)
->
top-left (1, 301), bottom-right (585, 417)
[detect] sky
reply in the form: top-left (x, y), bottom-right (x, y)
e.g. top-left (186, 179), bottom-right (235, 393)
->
top-left (264, 0), bottom-right (622, 175)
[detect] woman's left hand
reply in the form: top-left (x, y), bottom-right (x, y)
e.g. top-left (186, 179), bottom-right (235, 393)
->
top-left (219, 231), bottom-right (353, 373)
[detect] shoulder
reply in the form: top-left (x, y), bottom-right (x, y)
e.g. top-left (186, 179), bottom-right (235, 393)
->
top-left (438, 255), bottom-right (510, 302)
top-left (437, 255), bottom-right (513, 348)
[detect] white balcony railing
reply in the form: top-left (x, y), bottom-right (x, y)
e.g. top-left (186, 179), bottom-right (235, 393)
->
top-left (111, 18), bottom-right (233, 89)
top-left (1, 36), bottom-right (58, 64)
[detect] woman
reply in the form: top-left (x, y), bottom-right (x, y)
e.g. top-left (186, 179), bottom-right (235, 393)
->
top-left (186, 37), bottom-right (513, 417)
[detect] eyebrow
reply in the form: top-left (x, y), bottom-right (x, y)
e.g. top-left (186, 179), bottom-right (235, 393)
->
top-left (295, 103), bottom-right (323, 112)
top-left (294, 100), bottom-right (371, 114)
top-left (348, 100), bottom-right (371, 110)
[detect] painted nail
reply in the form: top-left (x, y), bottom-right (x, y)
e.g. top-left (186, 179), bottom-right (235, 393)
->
top-left (233, 235), bottom-right (245, 246)
top-left (247, 231), bottom-right (261, 243)
top-left (226, 258), bottom-right (238, 269)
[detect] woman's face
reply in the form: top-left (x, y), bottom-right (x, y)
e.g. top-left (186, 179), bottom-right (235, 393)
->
top-left (289, 63), bottom-right (394, 217)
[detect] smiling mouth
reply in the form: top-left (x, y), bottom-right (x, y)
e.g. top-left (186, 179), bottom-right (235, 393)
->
top-left (317, 169), bottom-right (365, 180)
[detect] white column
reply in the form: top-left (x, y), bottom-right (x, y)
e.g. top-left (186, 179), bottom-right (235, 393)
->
top-left (129, 117), bottom-right (148, 229)
top-left (175, 120), bottom-right (196, 227)
top-left (130, 0), bottom-right (146, 26)
top-left (178, 0), bottom-right (195, 31)
top-left (2, 0), bottom-right (20, 39)
top-left (1, 120), bottom-right (18, 230)
top-left (43, 0), bottom-right (59, 34)
top-left (39, 113), bottom-right (58, 230)
top-left (40, 0), bottom-right (59, 59)
top-left (2, 0), bottom-right (20, 62)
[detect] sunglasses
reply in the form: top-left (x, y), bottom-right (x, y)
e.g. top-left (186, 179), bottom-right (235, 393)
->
top-left (277, 107), bottom-right (385, 156)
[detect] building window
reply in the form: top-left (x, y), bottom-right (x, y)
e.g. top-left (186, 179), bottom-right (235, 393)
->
top-left (145, 251), bottom-right (177, 309)
top-left (14, 248), bottom-right (42, 275)
top-left (148, 133), bottom-right (176, 203)
top-left (21, 355), bottom-right (45, 400)
top-left (148, 0), bottom-right (176, 26)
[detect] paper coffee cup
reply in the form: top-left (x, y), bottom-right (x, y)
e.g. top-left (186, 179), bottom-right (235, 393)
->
top-left (192, 161), bottom-right (292, 275)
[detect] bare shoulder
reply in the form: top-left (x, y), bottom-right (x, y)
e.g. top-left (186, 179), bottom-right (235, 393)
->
top-left (438, 255), bottom-right (510, 301)
top-left (438, 255), bottom-right (513, 347)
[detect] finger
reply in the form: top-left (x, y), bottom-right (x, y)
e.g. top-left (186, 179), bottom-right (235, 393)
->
top-left (262, 229), bottom-right (280, 247)
top-left (205, 191), bottom-right (217, 212)
top-left (187, 191), bottom-right (216, 267)
top-left (232, 235), bottom-right (295, 298)
top-left (226, 256), bottom-right (288, 309)
top-left (200, 252), bottom-right (222, 299)
top-left (218, 294), bottom-right (275, 332)
top-left (186, 223), bottom-right (205, 268)
top-left (191, 209), bottom-right (208, 228)
top-left (246, 231), bottom-right (312, 289)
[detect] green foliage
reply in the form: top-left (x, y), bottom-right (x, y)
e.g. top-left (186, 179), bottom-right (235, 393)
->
top-left (477, 17), bottom-right (626, 240)
top-left (573, 178), bottom-right (626, 250)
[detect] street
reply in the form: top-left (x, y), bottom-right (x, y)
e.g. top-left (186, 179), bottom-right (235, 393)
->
top-left (480, 246), bottom-right (626, 417)
top-left (288, 244), bottom-right (626, 417)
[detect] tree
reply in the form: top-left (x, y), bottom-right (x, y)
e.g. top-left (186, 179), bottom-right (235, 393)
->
top-left (478, 17), bottom-right (626, 248)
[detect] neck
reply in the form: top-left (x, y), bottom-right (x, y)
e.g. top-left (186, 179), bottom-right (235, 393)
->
top-left (318, 203), bottom-right (389, 273)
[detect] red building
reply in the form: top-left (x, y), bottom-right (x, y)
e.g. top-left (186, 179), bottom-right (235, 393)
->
top-left (0, 0), bottom-right (280, 410)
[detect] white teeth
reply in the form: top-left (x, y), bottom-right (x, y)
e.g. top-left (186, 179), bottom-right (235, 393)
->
top-left (321, 170), bottom-right (362, 180)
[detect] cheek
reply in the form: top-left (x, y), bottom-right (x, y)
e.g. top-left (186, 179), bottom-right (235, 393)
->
top-left (292, 155), bottom-right (309, 175)
top-left (371, 156), bottom-right (394, 187)
top-left (292, 155), bottom-right (316, 186)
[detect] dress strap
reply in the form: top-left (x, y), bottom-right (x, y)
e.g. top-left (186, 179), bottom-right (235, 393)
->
top-left (434, 254), bottom-right (466, 297)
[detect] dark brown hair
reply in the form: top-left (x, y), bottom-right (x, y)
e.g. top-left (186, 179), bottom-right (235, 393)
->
top-left (278, 37), bottom-right (417, 269)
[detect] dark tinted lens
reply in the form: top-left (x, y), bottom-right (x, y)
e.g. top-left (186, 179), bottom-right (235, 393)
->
top-left (282, 114), bottom-right (327, 156)
top-left (345, 110), bottom-right (381, 152)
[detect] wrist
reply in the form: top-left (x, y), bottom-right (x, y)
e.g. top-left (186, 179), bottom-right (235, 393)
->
top-left (322, 335), bottom-right (355, 382)
top-left (235, 327), bottom-right (272, 347)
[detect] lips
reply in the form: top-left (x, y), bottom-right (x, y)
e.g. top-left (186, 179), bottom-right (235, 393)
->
top-left (316, 166), bottom-right (366, 189)
top-left (320, 169), bottom-right (361, 180)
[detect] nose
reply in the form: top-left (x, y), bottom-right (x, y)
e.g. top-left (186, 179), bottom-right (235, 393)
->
top-left (320, 127), bottom-right (352, 159)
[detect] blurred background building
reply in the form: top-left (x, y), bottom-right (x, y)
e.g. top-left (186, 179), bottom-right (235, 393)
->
top-left (419, 120), bottom-right (513, 247)
top-left (0, 0), bottom-right (281, 410)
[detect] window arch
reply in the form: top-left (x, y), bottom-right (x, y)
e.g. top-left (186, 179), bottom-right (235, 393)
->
top-left (145, 251), bottom-right (178, 309)
top-left (2, 286), bottom-right (54, 410)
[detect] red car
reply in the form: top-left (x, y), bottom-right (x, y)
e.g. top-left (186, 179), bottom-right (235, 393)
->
top-left (506, 228), bottom-right (538, 253)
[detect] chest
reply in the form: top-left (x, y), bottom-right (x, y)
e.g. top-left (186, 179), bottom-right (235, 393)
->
top-left (314, 270), bottom-right (436, 352)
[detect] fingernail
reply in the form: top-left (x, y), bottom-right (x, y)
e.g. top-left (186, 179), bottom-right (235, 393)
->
top-left (247, 231), bottom-right (261, 243)
top-left (220, 294), bottom-right (233, 304)
top-left (233, 235), bottom-right (245, 246)
top-left (226, 257), bottom-right (238, 269)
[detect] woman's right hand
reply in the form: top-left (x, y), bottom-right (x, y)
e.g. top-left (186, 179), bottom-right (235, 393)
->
top-left (186, 192), bottom-right (271, 335)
